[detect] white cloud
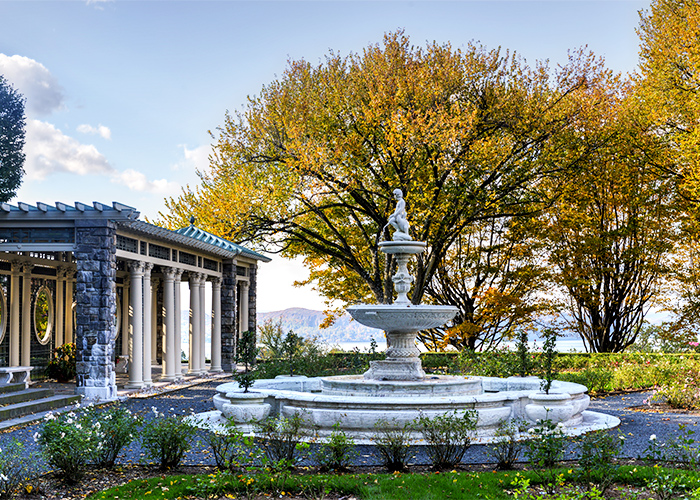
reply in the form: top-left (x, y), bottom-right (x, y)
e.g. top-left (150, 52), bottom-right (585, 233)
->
top-left (25, 119), bottom-right (112, 179)
top-left (111, 169), bottom-right (180, 194)
top-left (175, 144), bottom-right (211, 172)
top-left (0, 54), bottom-right (64, 116)
top-left (25, 119), bottom-right (176, 194)
top-left (77, 123), bottom-right (112, 140)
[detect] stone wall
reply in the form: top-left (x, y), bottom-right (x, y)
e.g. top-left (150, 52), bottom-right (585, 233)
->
top-left (220, 258), bottom-right (237, 372)
top-left (74, 219), bottom-right (117, 400)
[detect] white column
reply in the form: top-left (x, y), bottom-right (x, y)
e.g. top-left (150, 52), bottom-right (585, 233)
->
top-left (161, 268), bottom-right (177, 381)
top-left (151, 277), bottom-right (159, 366)
top-left (55, 267), bottom-right (65, 347)
top-left (239, 280), bottom-right (249, 335)
top-left (121, 282), bottom-right (130, 360)
top-left (125, 261), bottom-right (145, 389)
top-left (21, 263), bottom-right (34, 367)
top-left (199, 275), bottom-right (206, 373)
top-left (9, 261), bottom-right (20, 366)
top-left (142, 263), bottom-right (153, 387)
top-left (188, 273), bottom-right (200, 374)
top-left (174, 269), bottom-right (183, 376)
top-left (210, 277), bottom-right (222, 372)
top-left (64, 271), bottom-right (74, 344)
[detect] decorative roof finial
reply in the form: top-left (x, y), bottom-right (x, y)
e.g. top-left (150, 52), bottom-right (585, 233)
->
top-left (189, 215), bottom-right (196, 226)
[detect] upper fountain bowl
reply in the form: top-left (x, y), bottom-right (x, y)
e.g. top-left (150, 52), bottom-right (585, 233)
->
top-left (378, 240), bottom-right (427, 255)
top-left (346, 303), bottom-right (458, 334)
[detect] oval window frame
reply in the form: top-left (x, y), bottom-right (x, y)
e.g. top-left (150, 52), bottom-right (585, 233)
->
top-left (34, 285), bottom-right (54, 345)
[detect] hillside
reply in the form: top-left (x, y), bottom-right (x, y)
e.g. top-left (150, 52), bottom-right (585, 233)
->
top-left (257, 308), bottom-right (379, 344)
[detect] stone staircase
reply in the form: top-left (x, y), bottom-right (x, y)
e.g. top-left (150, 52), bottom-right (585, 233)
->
top-left (0, 382), bottom-right (80, 423)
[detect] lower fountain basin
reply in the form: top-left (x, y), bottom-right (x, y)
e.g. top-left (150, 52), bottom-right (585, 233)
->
top-left (203, 375), bottom-right (617, 444)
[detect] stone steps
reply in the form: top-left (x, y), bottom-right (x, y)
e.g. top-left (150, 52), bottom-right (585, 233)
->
top-left (0, 382), bottom-right (80, 423)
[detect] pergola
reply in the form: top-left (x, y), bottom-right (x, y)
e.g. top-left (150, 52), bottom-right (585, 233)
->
top-left (0, 200), bottom-right (270, 400)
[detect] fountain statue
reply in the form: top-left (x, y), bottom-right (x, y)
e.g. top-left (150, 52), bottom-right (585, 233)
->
top-left (202, 189), bottom-right (619, 443)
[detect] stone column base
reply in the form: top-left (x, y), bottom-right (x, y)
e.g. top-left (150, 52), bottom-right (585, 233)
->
top-left (363, 359), bottom-right (425, 381)
top-left (76, 385), bottom-right (117, 401)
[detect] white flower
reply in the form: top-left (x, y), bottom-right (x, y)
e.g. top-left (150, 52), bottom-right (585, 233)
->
top-left (95, 422), bottom-right (101, 430)
top-left (0, 474), bottom-right (7, 482)
top-left (650, 434), bottom-right (657, 441)
top-left (60, 432), bottom-right (65, 439)
top-left (557, 423), bottom-right (564, 428)
top-left (33, 432), bottom-right (39, 443)
top-left (619, 435), bottom-right (626, 440)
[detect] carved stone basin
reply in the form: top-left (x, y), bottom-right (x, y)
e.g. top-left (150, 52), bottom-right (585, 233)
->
top-left (346, 304), bottom-right (458, 334)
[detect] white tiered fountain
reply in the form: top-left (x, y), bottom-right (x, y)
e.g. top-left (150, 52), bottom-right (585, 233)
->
top-left (203, 190), bottom-right (619, 442)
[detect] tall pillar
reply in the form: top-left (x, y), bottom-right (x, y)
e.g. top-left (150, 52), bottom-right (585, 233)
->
top-left (125, 261), bottom-right (145, 389)
top-left (151, 278), bottom-right (159, 366)
top-left (210, 277), bottom-right (222, 372)
top-left (55, 267), bottom-right (65, 347)
top-left (220, 259), bottom-right (237, 372)
top-left (20, 263), bottom-right (34, 367)
top-left (199, 274), bottom-right (206, 373)
top-left (142, 263), bottom-right (153, 387)
top-left (64, 270), bottom-right (74, 344)
top-left (161, 268), bottom-right (177, 381)
top-left (9, 261), bottom-right (20, 367)
top-left (239, 280), bottom-right (249, 336)
top-left (121, 282), bottom-right (130, 359)
top-left (74, 219), bottom-right (118, 400)
top-left (174, 269), bottom-right (183, 376)
top-left (188, 273), bottom-right (200, 374)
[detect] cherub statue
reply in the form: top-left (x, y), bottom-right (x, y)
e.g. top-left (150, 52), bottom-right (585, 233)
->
top-left (384, 189), bottom-right (412, 241)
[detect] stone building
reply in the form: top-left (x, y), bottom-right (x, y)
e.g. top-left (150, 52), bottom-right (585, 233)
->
top-left (0, 200), bottom-right (270, 400)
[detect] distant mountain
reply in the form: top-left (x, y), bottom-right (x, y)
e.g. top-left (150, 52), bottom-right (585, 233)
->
top-left (257, 308), bottom-right (379, 344)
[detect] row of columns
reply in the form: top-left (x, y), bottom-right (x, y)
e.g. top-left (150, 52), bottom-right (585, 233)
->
top-left (7, 262), bottom-right (75, 367)
top-left (123, 262), bottom-right (226, 390)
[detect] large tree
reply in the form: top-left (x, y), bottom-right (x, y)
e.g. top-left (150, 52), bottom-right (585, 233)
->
top-left (162, 33), bottom-right (607, 317)
top-left (421, 216), bottom-right (549, 351)
top-left (0, 76), bottom-right (26, 202)
top-left (545, 77), bottom-right (677, 353)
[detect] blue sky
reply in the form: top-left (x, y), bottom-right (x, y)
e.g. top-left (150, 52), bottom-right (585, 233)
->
top-left (1, 0), bottom-right (649, 312)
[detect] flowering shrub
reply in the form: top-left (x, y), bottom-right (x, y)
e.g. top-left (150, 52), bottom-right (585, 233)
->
top-left (141, 408), bottom-right (197, 470)
top-left (489, 418), bottom-right (527, 470)
top-left (576, 430), bottom-right (624, 495)
top-left (37, 409), bottom-right (100, 483)
top-left (254, 414), bottom-right (310, 469)
top-left (651, 367), bottom-right (700, 410)
top-left (84, 404), bottom-right (141, 468)
top-left (45, 343), bottom-right (76, 382)
top-left (0, 438), bottom-right (38, 499)
top-left (205, 418), bottom-right (260, 471)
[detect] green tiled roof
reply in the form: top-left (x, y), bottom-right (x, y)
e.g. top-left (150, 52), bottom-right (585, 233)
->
top-left (174, 225), bottom-right (271, 262)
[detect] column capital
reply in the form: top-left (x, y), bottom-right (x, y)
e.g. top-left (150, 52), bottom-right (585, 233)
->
top-left (162, 266), bottom-right (178, 282)
top-left (56, 265), bottom-right (68, 279)
top-left (174, 268), bottom-right (184, 280)
top-left (65, 269), bottom-right (76, 280)
top-left (20, 262), bottom-right (34, 275)
top-left (211, 276), bottom-right (223, 288)
top-left (10, 260), bottom-right (22, 274)
top-left (144, 262), bottom-right (154, 276)
top-left (128, 260), bottom-right (146, 275)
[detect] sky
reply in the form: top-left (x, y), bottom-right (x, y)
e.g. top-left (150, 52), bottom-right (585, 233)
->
top-left (0, 0), bottom-right (650, 313)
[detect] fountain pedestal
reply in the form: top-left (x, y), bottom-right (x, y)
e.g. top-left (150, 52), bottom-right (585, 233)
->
top-left (347, 239), bottom-right (458, 382)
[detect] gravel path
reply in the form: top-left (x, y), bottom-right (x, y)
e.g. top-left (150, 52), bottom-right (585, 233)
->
top-left (2, 380), bottom-right (698, 470)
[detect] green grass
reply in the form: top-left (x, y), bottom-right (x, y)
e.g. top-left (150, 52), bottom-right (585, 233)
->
top-left (86, 466), bottom-right (700, 500)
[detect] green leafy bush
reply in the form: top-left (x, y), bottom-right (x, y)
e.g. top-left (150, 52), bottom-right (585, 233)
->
top-left (315, 423), bottom-right (358, 471)
top-left (418, 410), bottom-right (478, 470)
top-left (205, 420), bottom-right (259, 472)
top-left (489, 418), bottom-right (526, 470)
top-left (141, 409), bottom-right (197, 470)
top-left (372, 419), bottom-right (415, 472)
top-left (576, 430), bottom-right (624, 494)
top-left (254, 414), bottom-right (310, 469)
